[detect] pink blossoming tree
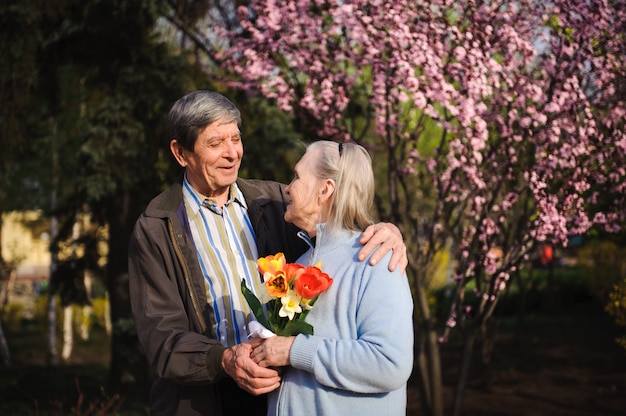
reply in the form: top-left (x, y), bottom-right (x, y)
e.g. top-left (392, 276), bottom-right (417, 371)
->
top-left (177, 0), bottom-right (626, 414)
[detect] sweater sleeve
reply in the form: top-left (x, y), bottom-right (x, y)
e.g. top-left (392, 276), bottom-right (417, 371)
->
top-left (289, 254), bottom-right (414, 393)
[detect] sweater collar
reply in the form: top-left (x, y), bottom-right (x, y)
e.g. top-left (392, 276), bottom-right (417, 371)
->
top-left (297, 223), bottom-right (358, 255)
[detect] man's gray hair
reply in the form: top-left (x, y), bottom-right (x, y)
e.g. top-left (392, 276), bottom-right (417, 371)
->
top-left (168, 90), bottom-right (242, 151)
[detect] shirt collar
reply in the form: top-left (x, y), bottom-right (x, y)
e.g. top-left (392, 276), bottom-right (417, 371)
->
top-left (182, 175), bottom-right (247, 215)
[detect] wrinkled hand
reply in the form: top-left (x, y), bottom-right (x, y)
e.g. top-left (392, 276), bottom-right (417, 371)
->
top-left (251, 336), bottom-right (295, 368)
top-left (359, 222), bottom-right (407, 273)
top-left (222, 339), bottom-right (281, 395)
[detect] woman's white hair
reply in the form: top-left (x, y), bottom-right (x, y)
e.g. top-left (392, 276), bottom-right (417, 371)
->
top-left (306, 140), bottom-right (375, 232)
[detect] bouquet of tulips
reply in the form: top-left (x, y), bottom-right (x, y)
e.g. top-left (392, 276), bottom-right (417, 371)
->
top-left (241, 252), bottom-right (333, 336)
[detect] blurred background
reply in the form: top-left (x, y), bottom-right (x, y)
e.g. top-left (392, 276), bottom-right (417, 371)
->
top-left (1, 1), bottom-right (625, 415)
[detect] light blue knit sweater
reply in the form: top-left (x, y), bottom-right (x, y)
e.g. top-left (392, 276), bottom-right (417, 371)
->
top-left (267, 224), bottom-right (415, 416)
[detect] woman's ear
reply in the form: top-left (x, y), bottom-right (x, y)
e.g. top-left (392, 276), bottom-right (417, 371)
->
top-left (319, 179), bottom-right (336, 203)
top-left (170, 139), bottom-right (188, 168)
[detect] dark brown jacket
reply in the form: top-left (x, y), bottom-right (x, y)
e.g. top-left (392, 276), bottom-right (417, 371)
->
top-left (128, 176), bottom-right (307, 416)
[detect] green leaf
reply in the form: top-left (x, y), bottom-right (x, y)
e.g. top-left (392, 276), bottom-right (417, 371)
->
top-left (267, 299), bottom-right (283, 332)
top-left (276, 320), bottom-right (314, 336)
top-left (241, 279), bottom-right (271, 329)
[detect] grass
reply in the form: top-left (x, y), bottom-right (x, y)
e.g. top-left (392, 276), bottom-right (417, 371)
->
top-left (2, 263), bottom-right (624, 415)
top-left (0, 321), bottom-right (138, 416)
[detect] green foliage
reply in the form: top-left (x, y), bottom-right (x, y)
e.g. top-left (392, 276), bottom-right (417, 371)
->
top-left (428, 247), bottom-right (452, 290)
top-left (233, 91), bottom-right (304, 184)
top-left (430, 265), bottom-right (596, 321)
top-left (91, 298), bottom-right (110, 331)
top-left (579, 240), bottom-right (626, 301)
top-left (33, 295), bottom-right (61, 330)
top-left (240, 280), bottom-right (270, 329)
top-left (0, 324), bottom-right (126, 414)
top-left (28, 291), bottom-right (109, 330)
top-left (0, 1), bottom-right (49, 213)
top-left (32, 293), bottom-right (48, 325)
top-left (582, 236), bottom-right (626, 352)
top-left (0, 1), bottom-right (40, 139)
top-left (0, 302), bottom-right (26, 332)
top-left (606, 278), bottom-right (626, 351)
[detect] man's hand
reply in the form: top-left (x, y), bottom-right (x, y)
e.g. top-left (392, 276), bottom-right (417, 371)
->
top-left (359, 222), bottom-right (407, 273)
top-left (222, 339), bottom-right (281, 395)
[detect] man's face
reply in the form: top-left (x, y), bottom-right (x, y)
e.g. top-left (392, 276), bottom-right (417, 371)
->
top-left (178, 119), bottom-right (243, 200)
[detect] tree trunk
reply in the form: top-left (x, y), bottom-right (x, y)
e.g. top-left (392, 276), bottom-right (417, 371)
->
top-left (47, 292), bottom-right (60, 365)
top-left (104, 291), bottom-right (112, 335)
top-left (546, 254), bottom-right (556, 310)
top-left (415, 340), bottom-right (432, 414)
top-left (105, 189), bottom-right (150, 401)
top-left (61, 305), bottom-right (74, 361)
top-left (61, 219), bottom-right (81, 360)
top-left (47, 212), bottom-right (60, 366)
top-left (0, 265), bottom-right (9, 366)
top-left (452, 329), bottom-right (478, 416)
top-left (80, 272), bottom-right (93, 341)
top-left (0, 319), bottom-right (11, 367)
top-left (1, 268), bottom-right (16, 309)
top-left (514, 269), bottom-right (529, 342)
top-left (413, 271), bottom-right (444, 416)
top-left (480, 319), bottom-right (497, 388)
top-left (424, 324), bottom-right (444, 416)
top-left (47, 122), bottom-right (60, 366)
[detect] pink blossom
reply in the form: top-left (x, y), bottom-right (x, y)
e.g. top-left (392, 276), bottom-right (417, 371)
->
top-left (215, 0), bottom-right (626, 339)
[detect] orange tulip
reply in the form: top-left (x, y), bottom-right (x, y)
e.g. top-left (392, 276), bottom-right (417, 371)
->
top-left (265, 271), bottom-right (289, 297)
top-left (258, 252), bottom-right (286, 276)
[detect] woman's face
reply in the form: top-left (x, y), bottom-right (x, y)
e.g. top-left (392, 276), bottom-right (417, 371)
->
top-left (284, 150), bottom-right (328, 236)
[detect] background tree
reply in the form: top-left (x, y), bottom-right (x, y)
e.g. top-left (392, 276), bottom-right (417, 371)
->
top-left (0, 0), bottom-right (201, 399)
top-left (1, 0), bottom-right (306, 404)
top-left (4, 0), bottom-right (623, 413)
top-left (210, 1), bottom-right (626, 415)
top-left (1, 0), bottom-right (54, 369)
top-left (160, 0), bottom-right (305, 183)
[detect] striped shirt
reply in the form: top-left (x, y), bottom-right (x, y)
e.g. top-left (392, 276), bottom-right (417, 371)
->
top-left (182, 177), bottom-right (264, 346)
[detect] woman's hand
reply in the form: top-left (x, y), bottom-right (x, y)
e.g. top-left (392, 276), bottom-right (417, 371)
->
top-left (252, 336), bottom-right (296, 368)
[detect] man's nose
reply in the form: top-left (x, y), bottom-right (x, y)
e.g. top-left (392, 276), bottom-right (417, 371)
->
top-left (224, 141), bottom-right (239, 158)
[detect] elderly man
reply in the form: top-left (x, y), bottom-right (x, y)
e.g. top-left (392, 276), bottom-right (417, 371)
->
top-left (128, 90), bottom-right (407, 416)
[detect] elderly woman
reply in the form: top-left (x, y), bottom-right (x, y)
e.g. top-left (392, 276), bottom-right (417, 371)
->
top-left (252, 141), bottom-right (414, 416)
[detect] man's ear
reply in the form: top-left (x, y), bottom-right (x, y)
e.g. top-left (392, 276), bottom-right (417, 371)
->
top-left (170, 139), bottom-right (188, 168)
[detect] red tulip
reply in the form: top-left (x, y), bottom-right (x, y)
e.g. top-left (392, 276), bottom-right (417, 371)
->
top-left (294, 266), bottom-right (333, 300)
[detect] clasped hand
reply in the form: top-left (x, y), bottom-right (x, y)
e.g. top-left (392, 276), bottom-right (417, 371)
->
top-left (222, 339), bottom-right (281, 395)
top-left (251, 336), bottom-right (296, 368)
